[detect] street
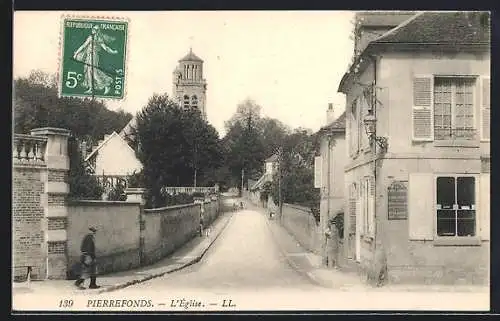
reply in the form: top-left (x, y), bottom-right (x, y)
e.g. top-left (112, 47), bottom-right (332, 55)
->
top-left (12, 206), bottom-right (489, 311)
top-left (118, 208), bottom-right (319, 293)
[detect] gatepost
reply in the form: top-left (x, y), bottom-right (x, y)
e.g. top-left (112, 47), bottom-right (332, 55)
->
top-left (31, 127), bottom-right (71, 279)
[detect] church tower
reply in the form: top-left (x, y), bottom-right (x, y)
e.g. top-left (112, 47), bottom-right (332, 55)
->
top-left (172, 48), bottom-right (208, 120)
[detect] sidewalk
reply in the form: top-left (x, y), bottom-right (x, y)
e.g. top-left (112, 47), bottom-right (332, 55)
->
top-left (251, 202), bottom-right (367, 292)
top-left (248, 201), bottom-right (489, 293)
top-left (12, 209), bottom-right (235, 298)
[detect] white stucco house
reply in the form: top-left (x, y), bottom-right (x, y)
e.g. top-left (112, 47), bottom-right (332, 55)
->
top-left (85, 131), bottom-right (142, 177)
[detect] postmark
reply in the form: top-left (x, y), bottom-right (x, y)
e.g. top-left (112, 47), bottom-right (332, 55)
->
top-left (59, 17), bottom-right (128, 99)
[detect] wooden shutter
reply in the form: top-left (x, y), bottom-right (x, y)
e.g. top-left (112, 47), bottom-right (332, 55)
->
top-left (349, 184), bottom-right (357, 234)
top-left (412, 76), bottom-right (434, 141)
top-left (314, 156), bottom-right (322, 188)
top-left (368, 176), bottom-right (376, 237)
top-left (480, 76), bottom-right (490, 141)
top-left (408, 173), bottom-right (434, 240)
top-left (360, 96), bottom-right (370, 150)
top-left (356, 99), bottom-right (361, 153)
top-left (355, 183), bottom-right (362, 235)
top-left (479, 173), bottom-right (490, 240)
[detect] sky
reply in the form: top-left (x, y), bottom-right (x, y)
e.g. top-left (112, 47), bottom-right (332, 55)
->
top-left (13, 11), bottom-right (354, 136)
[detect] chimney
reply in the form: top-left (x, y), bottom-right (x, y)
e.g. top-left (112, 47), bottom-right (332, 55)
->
top-left (326, 103), bottom-right (335, 124)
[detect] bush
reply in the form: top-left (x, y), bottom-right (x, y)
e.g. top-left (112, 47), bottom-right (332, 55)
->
top-left (67, 136), bottom-right (104, 200)
top-left (128, 170), bottom-right (145, 188)
top-left (107, 181), bottom-right (127, 201)
top-left (164, 193), bottom-right (194, 206)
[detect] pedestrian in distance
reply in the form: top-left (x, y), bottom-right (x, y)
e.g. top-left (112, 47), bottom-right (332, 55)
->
top-left (324, 218), bottom-right (339, 268)
top-left (74, 226), bottom-right (100, 289)
top-left (199, 205), bottom-right (205, 237)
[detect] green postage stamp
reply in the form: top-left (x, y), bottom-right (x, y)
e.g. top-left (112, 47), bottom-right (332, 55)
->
top-left (60, 17), bottom-right (128, 99)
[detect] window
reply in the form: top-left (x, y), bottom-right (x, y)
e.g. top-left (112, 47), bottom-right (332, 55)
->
top-left (436, 176), bottom-right (476, 237)
top-left (434, 77), bottom-right (475, 140)
top-left (183, 95), bottom-right (190, 109)
top-left (191, 95), bottom-right (198, 109)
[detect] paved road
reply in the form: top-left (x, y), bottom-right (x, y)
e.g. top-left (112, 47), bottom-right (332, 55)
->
top-left (118, 208), bottom-right (320, 294)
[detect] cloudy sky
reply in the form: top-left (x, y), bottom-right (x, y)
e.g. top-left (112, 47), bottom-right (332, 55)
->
top-left (13, 11), bottom-right (354, 136)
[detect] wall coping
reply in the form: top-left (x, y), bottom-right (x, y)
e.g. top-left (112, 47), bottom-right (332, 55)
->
top-left (67, 200), bottom-right (141, 206)
top-left (284, 203), bottom-right (314, 212)
top-left (30, 127), bottom-right (71, 136)
top-left (144, 202), bottom-right (198, 213)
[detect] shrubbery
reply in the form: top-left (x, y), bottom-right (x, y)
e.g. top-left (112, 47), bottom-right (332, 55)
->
top-left (67, 136), bottom-right (104, 200)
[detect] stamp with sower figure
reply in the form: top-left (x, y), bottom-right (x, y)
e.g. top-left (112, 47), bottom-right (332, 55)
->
top-left (59, 17), bottom-right (128, 99)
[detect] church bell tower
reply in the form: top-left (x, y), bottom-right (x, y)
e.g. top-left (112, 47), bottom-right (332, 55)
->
top-left (172, 48), bottom-right (208, 120)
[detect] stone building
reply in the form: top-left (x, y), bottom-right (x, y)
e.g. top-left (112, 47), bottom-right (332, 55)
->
top-left (338, 11), bottom-right (490, 285)
top-left (172, 48), bottom-right (208, 120)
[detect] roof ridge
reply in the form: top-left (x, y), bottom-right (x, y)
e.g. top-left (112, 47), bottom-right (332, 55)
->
top-left (372, 11), bottom-right (424, 43)
top-left (84, 131), bottom-right (118, 162)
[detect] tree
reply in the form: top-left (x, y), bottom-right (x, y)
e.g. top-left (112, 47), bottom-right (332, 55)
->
top-left (270, 128), bottom-right (320, 211)
top-left (224, 98), bottom-right (262, 132)
top-left (259, 117), bottom-right (290, 158)
top-left (14, 70), bottom-right (132, 140)
top-left (67, 136), bottom-right (104, 200)
top-left (135, 93), bottom-right (223, 208)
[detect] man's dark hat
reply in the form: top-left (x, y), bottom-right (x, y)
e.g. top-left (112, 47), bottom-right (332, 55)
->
top-left (89, 226), bottom-right (97, 232)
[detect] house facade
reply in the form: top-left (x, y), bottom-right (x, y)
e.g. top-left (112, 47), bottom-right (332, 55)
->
top-left (85, 131), bottom-right (143, 177)
top-left (248, 153), bottom-right (279, 206)
top-left (317, 108), bottom-right (347, 264)
top-left (339, 11), bottom-right (490, 284)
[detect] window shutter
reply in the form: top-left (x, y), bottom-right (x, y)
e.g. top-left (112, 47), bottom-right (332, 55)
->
top-left (356, 99), bottom-right (361, 153)
top-left (408, 173), bottom-right (434, 240)
top-left (412, 76), bottom-right (434, 141)
top-left (355, 185), bottom-right (362, 235)
top-left (368, 177), bottom-right (376, 237)
top-left (314, 156), bottom-right (322, 188)
top-left (349, 184), bottom-right (356, 234)
top-left (348, 109), bottom-right (353, 157)
top-left (480, 76), bottom-right (490, 141)
top-left (479, 173), bottom-right (490, 241)
top-left (361, 96), bottom-right (370, 151)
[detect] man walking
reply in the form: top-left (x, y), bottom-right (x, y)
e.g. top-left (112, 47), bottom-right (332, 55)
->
top-left (74, 226), bottom-right (100, 289)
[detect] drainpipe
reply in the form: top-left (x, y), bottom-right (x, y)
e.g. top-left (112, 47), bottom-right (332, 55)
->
top-left (326, 134), bottom-right (332, 229)
top-left (370, 54), bottom-right (387, 285)
top-left (325, 133), bottom-right (332, 261)
top-left (372, 55), bottom-right (378, 253)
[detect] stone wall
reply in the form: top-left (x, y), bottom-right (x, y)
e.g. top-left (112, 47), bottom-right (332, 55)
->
top-left (66, 201), bottom-right (142, 278)
top-left (281, 203), bottom-right (323, 255)
top-left (141, 203), bottom-right (201, 265)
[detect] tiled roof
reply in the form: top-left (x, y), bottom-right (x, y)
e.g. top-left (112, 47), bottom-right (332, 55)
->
top-left (119, 117), bottom-right (136, 138)
top-left (179, 49), bottom-right (203, 62)
top-left (338, 11), bottom-right (490, 93)
top-left (374, 11), bottom-right (490, 44)
top-left (321, 111), bottom-right (346, 133)
top-left (356, 11), bottom-right (418, 28)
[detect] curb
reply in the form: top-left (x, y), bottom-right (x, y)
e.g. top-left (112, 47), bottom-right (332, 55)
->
top-left (260, 208), bottom-right (326, 289)
top-left (97, 211), bottom-right (235, 294)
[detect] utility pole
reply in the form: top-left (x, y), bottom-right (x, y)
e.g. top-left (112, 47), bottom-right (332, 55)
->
top-left (193, 143), bottom-right (198, 187)
top-left (241, 168), bottom-right (244, 197)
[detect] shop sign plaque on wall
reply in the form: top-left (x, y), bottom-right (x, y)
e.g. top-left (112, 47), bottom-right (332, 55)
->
top-left (388, 181), bottom-right (408, 220)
